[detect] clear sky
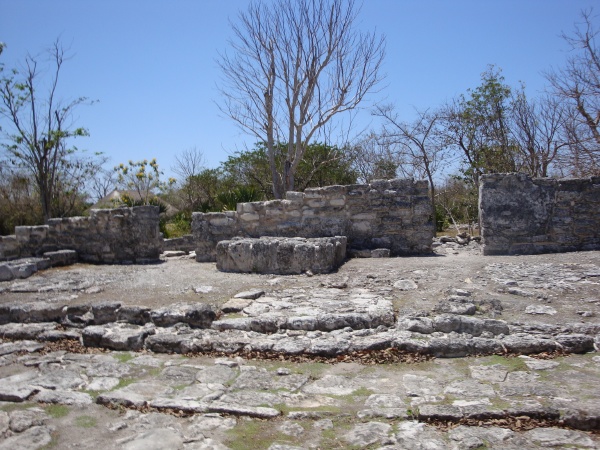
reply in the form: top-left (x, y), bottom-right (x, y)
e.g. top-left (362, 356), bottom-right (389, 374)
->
top-left (1, 0), bottom-right (598, 181)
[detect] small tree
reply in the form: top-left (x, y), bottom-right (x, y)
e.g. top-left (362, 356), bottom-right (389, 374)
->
top-left (114, 158), bottom-right (174, 205)
top-left (440, 66), bottom-right (516, 189)
top-left (0, 40), bottom-right (92, 221)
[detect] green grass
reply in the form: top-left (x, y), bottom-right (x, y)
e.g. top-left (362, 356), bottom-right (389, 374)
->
top-left (112, 377), bottom-right (136, 390)
top-left (480, 355), bottom-right (528, 372)
top-left (225, 418), bottom-right (294, 450)
top-left (0, 402), bottom-right (36, 413)
top-left (45, 404), bottom-right (70, 418)
top-left (113, 352), bottom-right (135, 363)
top-left (82, 390), bottom-right (101, 401)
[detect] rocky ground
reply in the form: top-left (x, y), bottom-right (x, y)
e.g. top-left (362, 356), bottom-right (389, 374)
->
top-left (0, 240), bottom-right (599, 449)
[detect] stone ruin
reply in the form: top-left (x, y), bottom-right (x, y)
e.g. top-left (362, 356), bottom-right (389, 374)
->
top-left (0, 174), bottom-right (599, 275)
top-left (480, 173), bottom-right (600, 255)
top-left (192, 179), bottom-right (435, 263)
top-left (216, 236), bottom-right (347, 274)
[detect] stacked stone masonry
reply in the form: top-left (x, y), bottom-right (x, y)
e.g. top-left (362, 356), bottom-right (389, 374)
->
top-left (192, 179), bottom-right (434, 262)
top-left (480, 173), bottom-right (600, 255)
top-left (0, 206), bottom-right (162, 264)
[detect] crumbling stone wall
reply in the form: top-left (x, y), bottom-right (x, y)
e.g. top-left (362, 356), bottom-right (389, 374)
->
top-left (192, 179), bottom-right (434, 261)
top-left (480, 173), bottom-right (600, 255)
top-left (0, 206), bottom-right (162, 263)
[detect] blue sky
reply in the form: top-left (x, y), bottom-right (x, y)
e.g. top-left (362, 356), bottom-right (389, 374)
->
top-left (1, 0), bottom-right (598, 181)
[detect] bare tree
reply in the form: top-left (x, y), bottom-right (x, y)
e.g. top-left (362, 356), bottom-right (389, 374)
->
top-left (348, 132), bottom-right (400, 183)
top-left (510, 91), bottom-right (569, 177)
top-left (546, 9), bottom-right (600, 174)
top-left (172, 146), bottom-right (206, 182)
top-left (373, 105), bottom-right (449, 211)
top-left (171, 147), bottom-right (211, 212)
top-left (0, 40), bottom-right (91, 221)
top-left (89, 165), bottom-right (116, 203)
top-left (217, 0), bottom-right (385, 198)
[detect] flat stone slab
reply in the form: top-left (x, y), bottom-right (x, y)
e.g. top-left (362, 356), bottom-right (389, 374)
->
top-left (216, 236), bottom-right (347, 274)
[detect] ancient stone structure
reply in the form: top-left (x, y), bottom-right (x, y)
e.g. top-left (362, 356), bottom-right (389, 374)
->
top-left (216, 236), bottom-right (347, 274)
top-left (480, 173), bottom-right (600, 255)
top-left (193, 179), bottom-right (434, 262)
top-left (0, 206), bottom-right (162, 264)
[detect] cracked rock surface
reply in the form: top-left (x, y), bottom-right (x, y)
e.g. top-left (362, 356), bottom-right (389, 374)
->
top-left (0, 247), bottom-right (599, 448)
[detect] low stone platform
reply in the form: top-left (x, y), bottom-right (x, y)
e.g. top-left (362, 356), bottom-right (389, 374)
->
top-left (216, 236), bottom-right (347, 274)
top-left (0, 250), bottom-right (77, 282)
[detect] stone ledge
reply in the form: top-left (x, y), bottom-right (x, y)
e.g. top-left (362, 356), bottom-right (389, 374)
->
top-left (216, 236), bottom-right (347, 274)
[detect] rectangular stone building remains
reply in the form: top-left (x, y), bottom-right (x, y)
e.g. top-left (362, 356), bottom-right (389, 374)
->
top-left (480, 173), bottom-right (600, 255)
top-left (192, 179), bottom-right (435, 261)
top-left (0, 206), bottom-right (162, 263)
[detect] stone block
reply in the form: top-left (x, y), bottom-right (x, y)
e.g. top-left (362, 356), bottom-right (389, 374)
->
top-left (43, 250), bottom-right (78, 267)
top-left (150, 302), bottom-right (216, 328)
top-left (216, 236), bottom-right (347, 275)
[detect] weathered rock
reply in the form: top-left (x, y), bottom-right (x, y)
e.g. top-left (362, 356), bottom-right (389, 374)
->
top-left (216, 236), bottom-right (347, 275)
top-left (0, 322), bottom-right (57, 340)
top-left (0, 264), bottom-right (13, 282)
top-left (394, 279), bottom-right (418, 290)
top-left (397, 317), bottom-right (434, 334)
top-left (0, 425), bottom-right (53, 450)
top-left (525, 304), bottom-right (557, 315)
top-left (116, 305), bottom-right (152, 325)
top-left (43, 249), bottom-right (78, 266)
top-left (432, 314), bottom-right (509, 336)
top-left (122, 428), bottom-right (184, 450)
top-left (208, 401), bottom-right (280, 418)
top-left (92, 302), bottom-right (121, 324)
top-left (82, 323), bottom-right (155, 351)
top-left (150, 303), bottom-right (216, 328)
top-left (0, 385), bottom-right (39, 402)
top-left (555, 334), bottom-right (595, 353)
top-left (220, 298), bottom-right (253, 313)
top-left (34, 389), bottom-right (93, 405)
top-left (234, 289), bottom-right (265, 299)
top-left (343, 421), bottom-right (392, 447)
top-left (144, 333), bottom-right (188, 353)
top-left (0, 340), bottom-right (45, 356)
top-left (524, 427), bottom-right (596, 448)
top-left (9, 302), bottom-right (65, 323)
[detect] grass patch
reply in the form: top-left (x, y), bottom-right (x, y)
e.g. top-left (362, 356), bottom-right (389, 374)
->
top-left (225, 418), bottom-right (295, 450)
top-left (0, 402), bottom-right (36, 413)
top-left (112, 377), bottom-right (136, 390)
top-left (75, 415), bottom-right (97, 428)
top-left (45, 404), bottom-right (70, 419)
top-left (82, 390), bottom-right (101, 401)
top-left (319, 418), bottom-right (358, 449)
top-left (113, 352), bottom-right (135, 363)
top-left (480, 355), bottom-right (528, 372)
top-left (351, 387), bottom-right (375, 397)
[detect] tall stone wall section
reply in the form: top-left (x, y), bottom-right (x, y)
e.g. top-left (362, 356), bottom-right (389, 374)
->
top-left (192, 179), bottom-right (434, 262)
top-left (0, 206), bottom-right (162, 263)
top-left (480, 173), bottom-right (600, 255)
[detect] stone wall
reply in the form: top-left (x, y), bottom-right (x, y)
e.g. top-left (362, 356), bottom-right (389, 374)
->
top-left (192, 179), bottom-right (434, 261)
top-left (0, 206), bottom-right (162, 263)
top-left (480, 173), bottom-right (600, 255)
